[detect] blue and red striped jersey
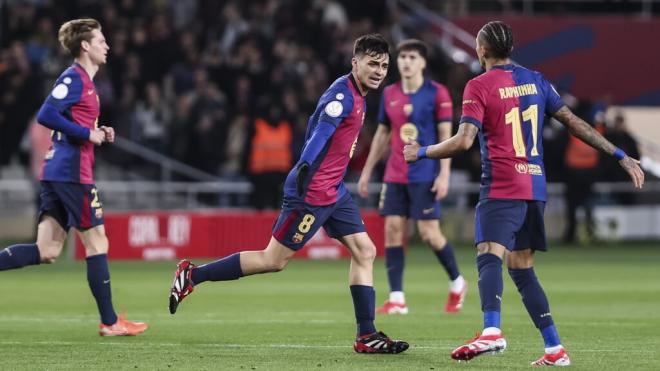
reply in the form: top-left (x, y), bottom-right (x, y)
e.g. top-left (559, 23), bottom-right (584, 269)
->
top-left (39, 63), bottom-right (99, 184)
top-left (461, 63), bottom-right (564, 201)
top-left (378, 79), bottom-right (453, 184)
top-left (284, 74), bottom-right (366, 206)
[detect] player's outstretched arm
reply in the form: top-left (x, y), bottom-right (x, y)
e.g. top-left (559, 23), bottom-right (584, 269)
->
top-left (357, 124), bottom-right (391, 198)
top-left (553, 106), bottom-right (645, 188)
top-left (404, 123), bottom-right (477, 162)
top-left (433, 122), bottom-right (454, 200)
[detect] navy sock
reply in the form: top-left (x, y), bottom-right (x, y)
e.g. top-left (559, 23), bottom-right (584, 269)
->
top-left (509, 267), bottom-right (560, 347)
top-left (477, 253), bottom-right (503, 329)
top-left (86, 254), bottom-right (118, 326)
top-left (384, 246), bottom-right (404, 292)
top-left (0, 244), bottom-right (40, 271)
top-left (350, 285), bottom-right (376, 336)
top-left (191, 253), bottom-right (243, 285)
top-left (433, 243), bottom-right (460, 280)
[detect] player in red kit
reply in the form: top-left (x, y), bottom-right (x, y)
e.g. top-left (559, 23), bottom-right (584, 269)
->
top-left (169, 34), bottom-right (409, 354)
top-left (0, 19), bottom-right (147, 336)
top-left (404, 21), bottom-right (644, 366)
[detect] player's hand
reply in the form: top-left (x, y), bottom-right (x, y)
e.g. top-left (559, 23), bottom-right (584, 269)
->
top-left (431, 174), bottom-right (449, 201)
top-left (296, 162), bottom-right (310, 196)
top-left (100, 125), bottom-right (115, 143)
top-left (357, 173), bottom-right (370, 198)
top-left (619, 156), bottom-right (645, 189)
top-left (88, 128), bottom-right (106, 145)
top-left (403, 139), bottom-right (421, 163)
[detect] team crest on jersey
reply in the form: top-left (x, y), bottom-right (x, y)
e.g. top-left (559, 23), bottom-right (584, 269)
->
top-left (292, 232), bottom-right (304, 243)
top-left (325, 101), bottom-right (343, 117)
top-left (95, 208), bottom-right (104, 219)
top-left (400, 123), bottom-right (418, 142)
top-left (403, 103), bottom-right (414, 116)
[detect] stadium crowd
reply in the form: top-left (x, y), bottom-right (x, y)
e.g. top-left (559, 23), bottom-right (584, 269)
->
top-left (0, 0), bottom-right (640, 209)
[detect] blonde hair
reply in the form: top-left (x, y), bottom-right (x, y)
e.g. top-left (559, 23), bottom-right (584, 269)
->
top-left (58, 18), bottom-right (101, 57)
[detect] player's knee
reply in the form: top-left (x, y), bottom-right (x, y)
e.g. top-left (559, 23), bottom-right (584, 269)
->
top-left (84, 236), bottom-right (109, 256)
top-left (506, 251), bottom-right (534, 269)
top-left (269, 258), bottom-right (289, 272)
top-left (355, 243), bottom-right (377, 263)
top-left (37, 242), bottom-right (63, 262)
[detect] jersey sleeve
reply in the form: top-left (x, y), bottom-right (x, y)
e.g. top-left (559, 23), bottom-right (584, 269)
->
top-left (43, 71), bottom-right (83, 112)
top-left (318, 87), bottom-right (355, 128)
top-left (36, 71), bottom-right (89, 140)
top-left (378, 91), bottom-right (390, 127)
top-left (434, 84), bottom-right (453, 123)
top-left (460, 79), bottom-right (487, 130)
top-left (541, 76), bottom-right (565, 115)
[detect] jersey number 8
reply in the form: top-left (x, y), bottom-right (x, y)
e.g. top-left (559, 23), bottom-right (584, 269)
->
top-left (298, 214), bottom-right (316, 233)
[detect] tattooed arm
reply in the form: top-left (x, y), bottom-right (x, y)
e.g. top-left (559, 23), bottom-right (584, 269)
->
top-left (553, 106), bottom-right (645, 188)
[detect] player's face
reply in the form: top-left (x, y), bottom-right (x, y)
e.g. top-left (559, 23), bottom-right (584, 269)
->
top-left (353, 52), bottom-right (389, 91)
top-left (397, 50), bottom-right (426, 79)
top-left (85, 29), bottom-right (110, 66)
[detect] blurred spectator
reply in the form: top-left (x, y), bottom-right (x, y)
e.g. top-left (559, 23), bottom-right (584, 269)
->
top-left (604, 112), bottom-right (640, 204)
top-left (247, 97), bottom-right (292, 210)
top-left (131, 82), bottom-right (172, 153)
top-left (561, 101), bottom-right (604, 243)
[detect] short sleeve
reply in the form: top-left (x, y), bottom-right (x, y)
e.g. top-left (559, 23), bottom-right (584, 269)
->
top-left (434, 84), bottom-right (453, 122)
top-left (44, 71), bottom-right (83, 112)
top-left (378, 92), bottom-right (390, 127)
top-left (460, 79), bottom-right (486, 130)
top-left (542, 77), bottom-right (565, 115)
top-left (318, 87), bottom-right (354, 128)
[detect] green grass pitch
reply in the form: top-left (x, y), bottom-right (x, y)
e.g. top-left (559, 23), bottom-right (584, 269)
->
top-left (0, 242), bottom-right (658, 370)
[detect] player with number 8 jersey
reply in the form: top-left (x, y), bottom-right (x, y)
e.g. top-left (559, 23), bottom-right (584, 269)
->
top-left (169, 34), bottom-right (409, 355)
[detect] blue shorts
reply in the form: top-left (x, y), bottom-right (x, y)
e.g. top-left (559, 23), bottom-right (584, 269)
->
top-left (379, 182), bottom-right (441, 220)
top-left (475, 199), bottom-right (547, 251)
top-left (272, 193), bottom-right (366, 251)
top-left (38, 181), bottom-right (104, 230)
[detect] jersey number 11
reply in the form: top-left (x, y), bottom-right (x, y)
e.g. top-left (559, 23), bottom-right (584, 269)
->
top-left (505, 104), bottom-right (539, 158)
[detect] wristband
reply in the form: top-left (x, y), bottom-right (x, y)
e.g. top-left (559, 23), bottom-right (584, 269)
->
top-left (613, 148), bottom-right (626, 160)
top-left (417, 146), bottom-right (428, 159)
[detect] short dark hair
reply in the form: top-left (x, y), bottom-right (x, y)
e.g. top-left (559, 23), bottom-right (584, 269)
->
top-left (58, 18), bottom-right (101, 57)
top-left (477, 21), bottom-right (514, 59)
top-left (353, 33), bottom-right (389, 58)
top-left (396, 39), bottom-right (428, 60)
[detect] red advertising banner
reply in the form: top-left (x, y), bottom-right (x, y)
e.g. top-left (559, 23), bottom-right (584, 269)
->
top-left (75, 210), bottom-right (385, 260)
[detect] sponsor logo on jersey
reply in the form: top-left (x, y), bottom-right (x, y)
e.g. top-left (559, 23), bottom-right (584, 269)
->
top-left (515, 162), bottom-right (543, 175)
top-left (399, 123), bottom-right (418, 142)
